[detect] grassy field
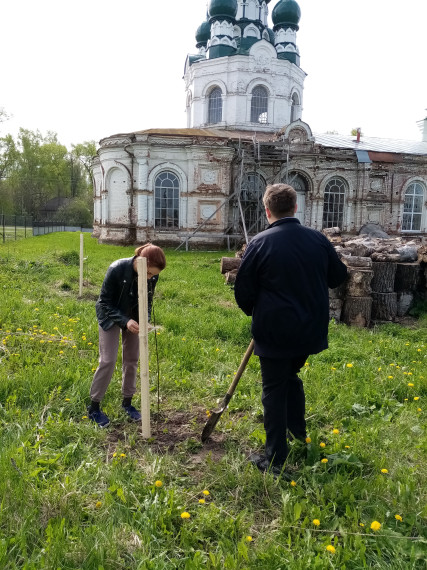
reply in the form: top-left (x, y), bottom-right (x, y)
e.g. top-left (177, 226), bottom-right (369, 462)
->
top-left (0, 233), bottom-right (426, 569)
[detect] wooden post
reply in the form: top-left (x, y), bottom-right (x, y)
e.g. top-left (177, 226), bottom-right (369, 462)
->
top-left (79, 233), bottom-right (84, 297)
top-left (137, 257), bottom-right (151, 438)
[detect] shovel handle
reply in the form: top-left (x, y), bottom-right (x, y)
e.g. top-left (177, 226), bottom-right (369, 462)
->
top-left (226, 339), bottom-right (254, 398)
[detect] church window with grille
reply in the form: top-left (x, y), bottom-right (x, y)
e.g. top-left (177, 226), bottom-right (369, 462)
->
top-left (208, 87), bottom-right (222, 124)
top-left (251, 86), bottom-right (268, 124)
top-left (322, 178), bottom-right (346, 228)
top-left (402, 182), bottom-right (425, 231)
top-left (154, 171), bottom-right (179, 229)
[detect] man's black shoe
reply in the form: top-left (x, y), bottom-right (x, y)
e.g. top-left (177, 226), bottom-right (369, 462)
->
top-left (248, 453), bottom-right (293, 480)
top-left (88, 407), bottom-right (110, 428)
top-left (122, 404), bottom-right (141, 421)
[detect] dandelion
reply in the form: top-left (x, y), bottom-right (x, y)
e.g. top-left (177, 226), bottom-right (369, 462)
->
top-left (290, 480), bottom-right (297, 487)
top-left (381, 468), bottom-right (388, 474)
top-left (326, 545), bottom-right (336, 554)
top-left (65, 398), bottom-right (70, 402)
top-left (378, 367), bottom-right (382, 371)
top-left (346, 363), bottom-right (353, 368)
top-left (182, 338), bottom-right (186, 341)
top-left (120, 453), bottom-right (126, 458)
top-left (408, 383), bottom-right (414, 387)
top-left (82, 415), bottom-right (88, 419)
top-left (113, 452), bottom-right (117, 457)
top-left (404, 398), bottom-right (408, 401)
top-left (414, 396), bottom-right (420, 401)
top-left (95, 501), bottom-right (102, 508)
top-left (304, 362), bottom-right (309, 367)
top-left (331, 366), bottom-right (336, 370)
top-left (312, 519), bottom-right (320, 526)
top-left (321, 458), bottom-right (328, 464)
top-left (332, 428), bottom-right (340, 434)
top-left (59, 351), bottom-right (64, 355)
top-left (345, 445), bottom-right (350, 449)
top-left (246, 536), bottom-right (253, 542)
top-left (320, 442), bottom-right (326, 448)
top-left (359, 522), bottom-right (365, 527)
top-left (154, 480), bottom-right (163, 488)
top-left (305, 437), bottom-right (312, 443)
top-left (181, 512), bottom-right (191, 519)
top-left (370, 521), bottom-right (381, 532)
top-left (388, 376), bottom-right (393, 379)
top-left (417, 408), bottom-right (422, 412)
top-left (395, 514), bottom-right (403, 522)
top-left (202, 490), bottom-right (210, 496)
top-left (198, 499), bottom-right (205, 504)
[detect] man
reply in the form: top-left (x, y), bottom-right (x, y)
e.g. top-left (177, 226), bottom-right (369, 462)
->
top-left (234, 184), bottom-right (348, 475)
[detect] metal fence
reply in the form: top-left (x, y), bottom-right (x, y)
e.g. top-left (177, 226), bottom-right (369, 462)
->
top-left (0, 214), bottom-right (33, 243)
top-left (0, 215), bottom-right (92, 242)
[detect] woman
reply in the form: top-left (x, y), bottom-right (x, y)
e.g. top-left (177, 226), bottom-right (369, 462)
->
top-left (88, 244), bottom-right (166, 427)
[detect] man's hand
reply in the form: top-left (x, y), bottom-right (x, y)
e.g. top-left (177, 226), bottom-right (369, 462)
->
top-left (126, 319), bottom-right (139, 334)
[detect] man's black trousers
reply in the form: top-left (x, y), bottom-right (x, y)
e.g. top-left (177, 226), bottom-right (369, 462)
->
top-left (259, 354), bottom-right (308, 466)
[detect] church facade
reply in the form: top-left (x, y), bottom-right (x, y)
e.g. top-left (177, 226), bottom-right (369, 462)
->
top-left (91, 0), bottom-right (427, 248)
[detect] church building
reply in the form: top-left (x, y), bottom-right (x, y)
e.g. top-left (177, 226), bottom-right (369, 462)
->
top-left (91, 0), bottom-right (427, 248)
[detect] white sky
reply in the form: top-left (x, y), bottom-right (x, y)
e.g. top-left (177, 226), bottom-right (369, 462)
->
top-left (1, 0), bottom-right (426, 149)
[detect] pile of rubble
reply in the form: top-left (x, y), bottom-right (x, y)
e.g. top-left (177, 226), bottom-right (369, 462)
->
top-left (220, 227), bottom-right (427, 328)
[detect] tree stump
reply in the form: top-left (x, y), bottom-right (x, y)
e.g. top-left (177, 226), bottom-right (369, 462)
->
top-left (329, 298), bottom-right (343, 321)
top-left (397, 292), bottom-right (414, 317)
top-left (371, 262), bottom-right (397, 293)
top-left (342, 255), bottom-right (372, 268)
top-left (342, 297), bottom-right (372, 328)
top-left (220, 257), bottom-right (241, 274)
top-left (394, 263), bottom-right (421, 292)
top-left (346, 269), bottom-right (373, 297)
top-left (372, 292), bottom-right (397, 321)
top-left (225, 269), bottom-right (238, 285)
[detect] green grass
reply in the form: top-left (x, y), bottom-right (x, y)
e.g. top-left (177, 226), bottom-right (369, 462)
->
top-left (0, 233), bottom-right (426, 569)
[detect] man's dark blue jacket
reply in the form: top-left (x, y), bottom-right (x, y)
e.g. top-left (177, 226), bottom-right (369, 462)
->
top-left (234, 218), bottom-right (348, 358)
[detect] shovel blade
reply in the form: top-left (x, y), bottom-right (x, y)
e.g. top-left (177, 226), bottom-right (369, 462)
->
top-left (201, 407), bottom-right (226, 442)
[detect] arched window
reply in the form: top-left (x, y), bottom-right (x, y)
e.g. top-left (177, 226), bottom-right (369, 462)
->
top-left (251, 86), bottom-right (268, 124)
top-left (322, 178), bottom-right (346, 229)
top-left (208, 87), bottom-right (222, 124)
top-left (240, 172), bottom-right (266, 234)
top-left (402, 182), bottom-right (425, 231)
top-left (290, 92), bottom-right (300, 122)
top-left (154, 171), bottom-right (179, 229)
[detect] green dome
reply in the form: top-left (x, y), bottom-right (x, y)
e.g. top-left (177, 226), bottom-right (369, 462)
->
top-left (208, 0), bottom-right (238, 19)
top-left (196, 20), bottom-right (211, 44)
top-left (272, 0), bottom-right (301, 28)
top-left (267, 27), bottom-right (275, 44)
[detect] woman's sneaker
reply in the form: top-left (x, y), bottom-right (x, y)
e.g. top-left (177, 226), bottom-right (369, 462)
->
top-left (88, 407), bottom-right (110, 428)
top-left (122, 405), bottom-right (141, 421)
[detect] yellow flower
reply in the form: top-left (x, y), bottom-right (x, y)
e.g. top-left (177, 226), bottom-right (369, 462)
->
top-left (321, 458), bottom-right (328, 464)
top-left (378, 367), bottom-right (382, 371)
top-left (346, 363), bottom-right (353, 368)
top-left (304, 361), bottom-right (309, 367)
top-left (202, 490), bottom-right (210, 496)
top-left (332, 429), bottom-right (340, 434)
top-left (359, 522), bottom-right (365, 527)
top-left (381, 469), bottom-right (388, 474)
top-left (345, 445), bottom-right (350, 449)
top-left (82, 415), bottom-right (88, 419)
top-left (312, 519), bottom-right (320, 526)
top-left (120, 453), bottom-right (126, 458)
top-left (59, 351), bottom-right (64, 355)
top-left (246, 536), bottom-right (253, 542)
top-left (417, 408), bottom-right (422, 412)
top-left (65, 398), bottom-right (70, 402)
top-left (414, 397), bottom-right (420, 401)
top-left (326, 545), bottom-right (336, 554)
top-left (331, 367), bottom-right (336, 370)
top-left (395, 514), bottom-right (403, 522)
top-left (370, 521), bottom-right (381, 531)
top-left (181, 512), bottom-right (191, 519)
top-left (407, 383), bottom-right (414, 387)
top-left (290, 480), bottom-right (297, 487)
top-left (305, 437), bottom-right (312, 443)
top-left (388, 376), bottom-right (393, 379)
top-left (320, 442), bottom-right (326, 448)
top-left (112, 452), bottom-right (117, 457)
top-left (154, 480), bottom-right (163, 488)
top-left (198, 499), bottom-right (205, 504)
top-left (95, 501), bottom-right (102, 508)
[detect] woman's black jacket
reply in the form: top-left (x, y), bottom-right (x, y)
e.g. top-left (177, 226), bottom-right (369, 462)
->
top-left (95, 257), bottom-right (158, 331)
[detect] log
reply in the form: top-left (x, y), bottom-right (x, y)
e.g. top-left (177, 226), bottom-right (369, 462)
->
top-left (346, 268), bottom-right (373, 297)
top-left (394, 263), bottom-right (421, 292)
top-left (329, 298), bottom-right (343, 322)
top-left (221, 257), bottom-right (241, 274)
top-left (329, 281), bottom-right (347, 300)
top-left (371, 262), bottom-right (397, 293)
top-left (342, 296), bottom-right (372, 328)
top-left (371, 252), bottom-right (400, 262)
top-left (341, 255), bottom-right (372, 268)
top-left (372, 292), bottom-right (397, 321)
top-left (225, 269), bottom-right (238, 284)
top-left (397, 292), bottom-right (414, 317)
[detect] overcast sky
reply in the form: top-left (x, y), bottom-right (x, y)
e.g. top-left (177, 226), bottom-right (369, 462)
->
top-left (1, 0), bottom-right (426, 148)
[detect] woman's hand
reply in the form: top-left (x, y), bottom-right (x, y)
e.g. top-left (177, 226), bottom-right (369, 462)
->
top-left (126, 319), bottom-right (139, 334)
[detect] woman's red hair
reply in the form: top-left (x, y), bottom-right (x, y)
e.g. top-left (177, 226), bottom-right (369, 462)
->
top-left (134, 244), bottom-right (166, 270)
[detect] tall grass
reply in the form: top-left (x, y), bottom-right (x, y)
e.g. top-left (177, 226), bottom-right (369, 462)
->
top-left (0, 233), bottom-right (426, 569)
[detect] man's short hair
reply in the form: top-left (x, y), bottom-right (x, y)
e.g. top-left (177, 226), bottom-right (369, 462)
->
top-left (263, 184), bottom-right (297, 218)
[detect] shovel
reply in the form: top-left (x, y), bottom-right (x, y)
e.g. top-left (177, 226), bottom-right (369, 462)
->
top-left (201, 339), bottom-right (254, 442)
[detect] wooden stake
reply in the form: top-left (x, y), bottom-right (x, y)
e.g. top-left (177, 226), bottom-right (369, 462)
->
top-left (79, 233), bottom-right (84, 298)
top-left (137, 257), bottom-right (151, 438)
